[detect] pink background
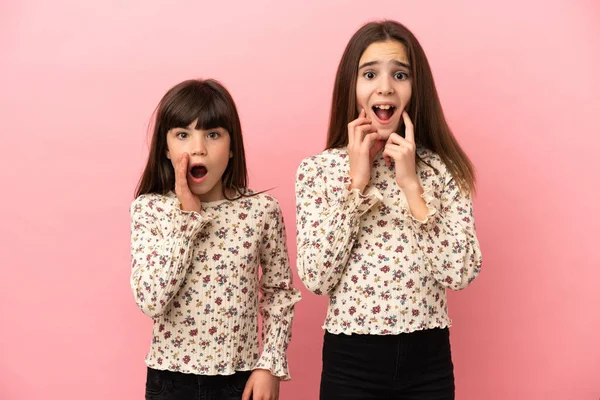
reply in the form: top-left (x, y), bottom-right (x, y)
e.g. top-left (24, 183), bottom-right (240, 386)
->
top-left (1, 0), bottom-right (599, 399)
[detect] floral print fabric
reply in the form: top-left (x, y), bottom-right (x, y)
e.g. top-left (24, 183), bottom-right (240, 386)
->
top-left (295, 147), bottom-right (482, 334)
top-left (130, 191), bottom-right (301, 380)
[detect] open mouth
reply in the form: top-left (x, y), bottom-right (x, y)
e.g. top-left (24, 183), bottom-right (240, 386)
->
top-left (189, 164), bottom-right (207, 179)
top-left (372, 104), bottom-right (396, 122)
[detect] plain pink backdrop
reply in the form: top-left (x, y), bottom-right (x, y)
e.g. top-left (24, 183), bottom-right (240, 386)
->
top-left (1, 0), bottom-right (599, 399)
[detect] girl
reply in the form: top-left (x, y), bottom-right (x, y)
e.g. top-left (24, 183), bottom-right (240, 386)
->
top-left (130, 79), bottom-right (301, 400)
top-left (295, 21), bottom-right (483, 399)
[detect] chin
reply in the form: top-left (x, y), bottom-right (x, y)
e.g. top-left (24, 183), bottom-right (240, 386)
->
top-left (376, 127), bottom-right (395, 140)
top-left (189, 190), bottom-right (207, 199)
top-left (189, 184), bottom-right (211, 197)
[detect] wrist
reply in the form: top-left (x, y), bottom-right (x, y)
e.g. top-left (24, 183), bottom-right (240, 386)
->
top-left (348, 182), bottom-right (366, 193)
top-left (252, 368), bottom-right (278, 379)
top-left (180, 202), bottom-right (201, 213)
top-left (348, 175), bottom-right (367, 193)
top-left (398, 177), bottom-right (422, 193)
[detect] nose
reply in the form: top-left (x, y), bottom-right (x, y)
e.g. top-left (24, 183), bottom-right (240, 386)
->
top-left (377, 76), bottom-right (394, 95)
top-left (190, 136), bottom-right (207, 156)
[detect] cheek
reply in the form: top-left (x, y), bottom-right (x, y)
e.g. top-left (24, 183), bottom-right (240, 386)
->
top-left (402, 85), bottom-right (412, 106)
top-left (357, 99), bottom-right (368, 112)
top-left (166, 146), bottom-right (180, 163)
top-left (216, 145), bottom-right (232, 167)
top-left (166, 138), bottom-right (178, 160)
top-left (355, 82), bottom-right (369, 109)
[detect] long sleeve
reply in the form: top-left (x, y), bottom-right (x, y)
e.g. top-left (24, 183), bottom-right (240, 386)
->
top-left (254, 198), bottom-right (302, 381)
top-left (404, 169), bottom-right (483, 291)
top-left (295, 155), bottom-right (382, 295)
top-left (129, 194), bottom-right (212, 318)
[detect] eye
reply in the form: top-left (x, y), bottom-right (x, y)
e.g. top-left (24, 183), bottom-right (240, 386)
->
top-left (207, 131), bottom-right (221, 139)
top-left (363, 71), bottom-right (376, 80)
top-left (394, 71), bottom-right (409, 80)
top-left (175, 131), bottom-right (189, 139)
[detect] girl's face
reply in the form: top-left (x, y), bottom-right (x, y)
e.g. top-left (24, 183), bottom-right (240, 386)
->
top-left (166, 119), bottom-right (232, 202)
top-left (356, 40), bottom-right (412, 139)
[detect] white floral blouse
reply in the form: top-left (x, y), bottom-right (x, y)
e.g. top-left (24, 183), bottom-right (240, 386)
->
top-left (295, 147), bottom-right (482, 334)
top-left (130, 191), bottom-right (301, 380)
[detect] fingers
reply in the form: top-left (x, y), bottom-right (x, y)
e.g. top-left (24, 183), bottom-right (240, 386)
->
top-left (179, 153), bottom-right (189, 175)
top-left (383, 142), bottom-right (413, 166)
top-left (355, 123), bottom-right (377, 144)
top-left (382, 148), bottom-right (392, 167)
top-left (347, 109), bottom-right (364, 146)
top-left (175, 153), bottom-right (190, 194)
top-left (363, 131), bottom-right (385, 148)
top-left (384, 128), bottom-right (415, 159)
top-left (385, 142), bottom-right (412, 156)
top-left (242, 380), bottom-right (253, 400)
top-left (402, 111), bottom-right (415, 143)
top-left (386, 132), bottom-right (405, 145)
top-left (348, 109), bottom-right (372, 147)
top-left (387, 133), bottom-right (415, 152)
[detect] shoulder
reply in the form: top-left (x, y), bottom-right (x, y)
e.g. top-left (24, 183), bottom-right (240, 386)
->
top-left (417, 147), bottom-right (444, 167)
top-left (237, 192), bottom-right (286, 229)
top-left (130, 192), bottom-right (177, 215)
top-left (297, 148), bottom-right (347, 172)
top-left (296, 148), bottom-right (348, 183)
top-left (235, 191), bottom-right (282, 215)
top-left (258, 192), bottom-right (283, 215)
top-left (417, 147), bottom-right (450, 179)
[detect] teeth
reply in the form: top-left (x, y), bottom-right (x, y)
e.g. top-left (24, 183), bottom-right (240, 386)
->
top-left (375, 105), bottom-right (393, 110)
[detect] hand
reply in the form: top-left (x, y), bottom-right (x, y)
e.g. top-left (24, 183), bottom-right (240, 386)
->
top-left (382, 111), bottom-right (420, 189)
top-left (175, 153), bottom-right (201, 213)
top-left (242, 369), bottom-right (280, 400)
top-left (347, 108), bottom-right (386, 192)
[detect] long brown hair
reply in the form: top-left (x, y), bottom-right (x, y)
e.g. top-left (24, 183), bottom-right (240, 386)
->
top-left (135, 79), bottom-right (249, 199)
top-left (326, 20), bottom-right (476, 193)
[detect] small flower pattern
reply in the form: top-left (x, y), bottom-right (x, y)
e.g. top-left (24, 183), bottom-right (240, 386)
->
top-left (295, 147), bottom-right (482, 334)
top-left (130, 191), bottom-right (301, 380)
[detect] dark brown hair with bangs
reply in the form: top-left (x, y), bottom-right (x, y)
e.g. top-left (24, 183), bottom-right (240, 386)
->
top-left (135, 79), bottom-right (249, 199)
top-left (326, 20), bottom-right (476, 193)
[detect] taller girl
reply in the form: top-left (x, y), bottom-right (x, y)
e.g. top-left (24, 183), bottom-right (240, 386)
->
top-left (295, 21), bottom-right (483, 399)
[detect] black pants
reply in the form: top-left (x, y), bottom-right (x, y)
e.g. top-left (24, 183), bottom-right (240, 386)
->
top-left (320, 328), bottom-right (455, 400)
top-left (145, 367), bottom-right (252, 400)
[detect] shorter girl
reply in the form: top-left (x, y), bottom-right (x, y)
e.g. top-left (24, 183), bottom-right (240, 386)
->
top-left (130, 79), bottom-right (301, 400)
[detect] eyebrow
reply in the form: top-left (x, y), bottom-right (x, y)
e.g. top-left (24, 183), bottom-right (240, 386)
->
top-left (172, 126), bottom-right (224, 132)
top-left (358, 60), bottom-right (411, 70)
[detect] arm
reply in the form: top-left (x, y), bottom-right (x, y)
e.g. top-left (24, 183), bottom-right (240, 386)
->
top-left (129, 195), bottom-right (212, 318)
top-left (406, 174), bottom-right (483, 290)
top-left (254, 198), bottom-right (302, 381)
top-left (295, 156), bottom-right (381, 295)
top-left (383, 113), bottom-right (482, 290)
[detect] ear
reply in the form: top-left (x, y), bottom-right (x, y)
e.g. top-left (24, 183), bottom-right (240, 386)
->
top-left (166, 150), bottom-right (171, 160)
top-left (229, 150), bottom-right (233, 158)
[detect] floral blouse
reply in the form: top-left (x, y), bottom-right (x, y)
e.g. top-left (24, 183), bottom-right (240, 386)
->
top-left (295, 147), bottom-right (482, 334)
top-left (130, 191), bottom-right (301, 380)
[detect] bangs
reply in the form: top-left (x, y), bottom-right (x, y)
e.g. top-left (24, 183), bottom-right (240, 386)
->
top-left (159, 82), bottom-right (234, 133)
